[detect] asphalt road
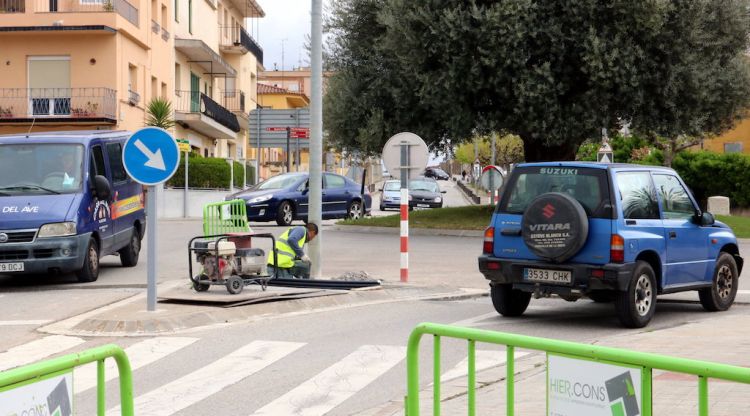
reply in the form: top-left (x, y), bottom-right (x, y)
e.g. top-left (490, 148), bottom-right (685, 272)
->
top-left (61, 293), bottom-right (750, 416)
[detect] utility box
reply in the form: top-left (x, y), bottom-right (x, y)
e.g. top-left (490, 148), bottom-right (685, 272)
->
top-left (708, 196), bottom-right (730, 216)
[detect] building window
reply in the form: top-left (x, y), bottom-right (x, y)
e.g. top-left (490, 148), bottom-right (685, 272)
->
top-left (175, 63), bottom-right (181, 92)
top-left (161, 82), bottom-right (167, 99)
top-left (724, 142), bottom-right (743, 153)
top-left (151, 76), bottom-right (158, 100)
top-left (27, 56), bottom-right (71, 116)
top-left (161, 4), bottom-right (168, 29)
top-left (188, 0), bottom-right (192, 34)
top-left (128, 64), bottom-right (138, 94)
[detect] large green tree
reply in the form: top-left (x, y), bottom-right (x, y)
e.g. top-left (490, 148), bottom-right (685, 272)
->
top-left (627, 0), bottom-right (750, 166)
top-left (324, 0), bottom-right (750, 162)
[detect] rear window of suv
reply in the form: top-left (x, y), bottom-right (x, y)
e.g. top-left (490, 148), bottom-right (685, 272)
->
top-left (498, 166), bottom-right (612, 218)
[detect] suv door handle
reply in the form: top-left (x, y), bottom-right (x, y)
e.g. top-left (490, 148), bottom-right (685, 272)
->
top-left (669, 231), bottom-right (677, 239)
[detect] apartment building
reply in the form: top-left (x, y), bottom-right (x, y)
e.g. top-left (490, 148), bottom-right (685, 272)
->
top-left (258, 66), bottom-right (332, 97)
top-left (172, 0), bottom-right (263, 159)
top-left (0, 0), bottom-right (264, 163)
top-left (0, 0), bottom-right (173, 134)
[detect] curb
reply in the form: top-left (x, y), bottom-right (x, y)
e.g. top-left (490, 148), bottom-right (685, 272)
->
top-left (330, 225), bottom-right (484, 237)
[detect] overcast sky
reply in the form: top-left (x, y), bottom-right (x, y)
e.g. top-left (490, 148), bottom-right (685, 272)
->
top-left (255, 0), bottom-right (331, 71)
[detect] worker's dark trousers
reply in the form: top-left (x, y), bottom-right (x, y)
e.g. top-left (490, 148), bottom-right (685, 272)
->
top-left (268, 260), bottom-right (311, 279)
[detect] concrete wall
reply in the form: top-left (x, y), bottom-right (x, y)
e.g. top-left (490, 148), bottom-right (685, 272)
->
top-left (157, 187), bottom-right (233, 218)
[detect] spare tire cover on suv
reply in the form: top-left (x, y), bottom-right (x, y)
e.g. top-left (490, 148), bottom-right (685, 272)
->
top-left (521, 192), bottom-right (589, 263)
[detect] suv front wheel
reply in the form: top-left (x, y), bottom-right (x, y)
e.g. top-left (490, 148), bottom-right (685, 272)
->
top-left (699, 252), bottom-right (738, 312)
top-left (615, 261), bottom-right (657, 328)
top-left (490, 284), bottom-right (532, 317)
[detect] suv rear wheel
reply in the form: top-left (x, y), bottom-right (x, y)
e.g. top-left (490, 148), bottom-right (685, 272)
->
top-left (490, 284), bottom-right (531, 317)
top-left (699, 252), bottom-right (738, 312)
top-left (615, 261), bottom-right (656, 328)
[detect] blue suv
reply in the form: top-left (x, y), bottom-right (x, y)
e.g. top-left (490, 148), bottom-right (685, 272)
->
top-left (478, 162), bottom-right (743, 327)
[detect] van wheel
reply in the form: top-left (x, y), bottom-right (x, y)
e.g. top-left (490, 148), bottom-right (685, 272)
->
top-left (276, 201), bottom-right (294, 226)
top-left (490, 284), bottom-right (531, 317)
top-left (615, 261), bottom-right (656, 328)
top-left (76, 239), bottom-right (100, 283)
top-left (699, 253), bottom-right (738, 312)
top-left (119, 228), bottom-right (141, 267)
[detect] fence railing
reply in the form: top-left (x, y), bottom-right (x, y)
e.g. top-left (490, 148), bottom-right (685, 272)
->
top-left (34, 0), bottom-right (139, 26)
top-left (161, 26), bottom-right (169, 40)
top-left (151, 18), bottom-right (159, 33)
top-left (0, 344), bottom-right (134, 416)
top-left (203, 199), bottom-right (249, 236)
top-left (0, 87), bottom-right (117, 120)
top-left (406, 322), bottom-right (750, 416)
top-left (0, 0), bottom-right (24, 13)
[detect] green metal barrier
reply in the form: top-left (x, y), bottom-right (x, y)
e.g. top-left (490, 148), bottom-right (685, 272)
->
top-left (0, 344), bottom-right (134, 415)
top-left (406, 322), bottom-right (750, 416)
top-left (203, 199), bottom-right (250, 236)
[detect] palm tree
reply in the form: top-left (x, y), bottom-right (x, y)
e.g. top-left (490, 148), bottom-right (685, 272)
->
top-left (145, 97), bottom-right (175, 130)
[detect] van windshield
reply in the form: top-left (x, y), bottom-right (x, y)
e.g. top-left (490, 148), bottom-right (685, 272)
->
top-left (499, 166), bottom-right (611, 218)
top-left (0, 144), bottom-right (84, 196)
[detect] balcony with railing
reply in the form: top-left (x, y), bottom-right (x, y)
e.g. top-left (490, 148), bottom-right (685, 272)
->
top-left (31, 0), bottom-right (139, 27)
top-left (221, 91), bottom-right (245, 113)
top-left (219, 25), bottom-right (263, 64)
top-left (0, 88), bottom-right (117, 123)
top-left (161, 26), bottom-right (169, 41)
top-left (151, 19), bottom-right (159, 33)
top-left (174, 90), bottom-right (240, 139)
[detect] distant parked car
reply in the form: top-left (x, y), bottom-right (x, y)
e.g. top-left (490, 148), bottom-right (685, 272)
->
top-left (408, 177), bottom-right (446, 209)
top-left (424, 167), bottom-right (450, 180)
top-left (379, 180), bottom-right (403, 211)
top-left (226, 172), bottom-right (372, 226)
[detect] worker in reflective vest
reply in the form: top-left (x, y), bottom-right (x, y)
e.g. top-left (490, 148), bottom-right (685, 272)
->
top-left (267, 222), bottom-right (318, 279)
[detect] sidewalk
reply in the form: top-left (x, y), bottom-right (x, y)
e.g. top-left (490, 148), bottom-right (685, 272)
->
top-left (367, 311), bottom-right (750, 416)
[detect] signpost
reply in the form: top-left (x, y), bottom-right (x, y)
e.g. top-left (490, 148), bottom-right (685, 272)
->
top-left (382, 132), bottom-right (428, 282)
top-left (122, 127), bottom-right (180, 312)
top-left (480, 165), bottom-right (504, 204)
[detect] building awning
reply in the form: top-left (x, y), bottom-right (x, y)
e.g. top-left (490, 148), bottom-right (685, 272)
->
top-left (225, 0), bottom-right (265, 17)
top-left (175, 38), bottom-right (237, 77)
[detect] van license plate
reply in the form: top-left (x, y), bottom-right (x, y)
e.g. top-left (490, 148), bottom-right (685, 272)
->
top-left (523, 268), bottom-right (571, 284)
top-left (0, 262), bottom-right (24, 272)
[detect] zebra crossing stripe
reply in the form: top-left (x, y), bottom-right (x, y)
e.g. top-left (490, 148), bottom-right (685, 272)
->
top-left (250, 345), bottom-right (406, 416)
top-left (0, 335), bottom-right (85, 372)
top-left (108, 340), bottom-right (305, 416)
top-left (439, 350), bottom-right (529, 382)
top-left (74, 337), bottom-right (199, 393)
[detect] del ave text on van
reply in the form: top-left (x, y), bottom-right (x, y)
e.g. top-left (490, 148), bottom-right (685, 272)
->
top-left (2, 206), bottom-right (39, 213)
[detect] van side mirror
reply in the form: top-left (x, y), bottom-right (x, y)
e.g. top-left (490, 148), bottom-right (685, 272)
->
top-left (93, 175), bottom-right (111, 200)
top-left (441, 190), bottom-right (447, 194)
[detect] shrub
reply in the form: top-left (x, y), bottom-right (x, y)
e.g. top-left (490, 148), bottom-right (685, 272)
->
top-left (167, 155), bottom-right (257, 189)
top-left (672, 151), bottom-right (750, 209)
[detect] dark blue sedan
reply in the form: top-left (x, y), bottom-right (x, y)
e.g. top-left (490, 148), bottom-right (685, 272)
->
top-left (226, 172), bottom-right (372, 226)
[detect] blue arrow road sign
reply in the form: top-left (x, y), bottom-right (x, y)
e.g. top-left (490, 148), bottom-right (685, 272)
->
top-left (122, 127), bottom-right (180, 186)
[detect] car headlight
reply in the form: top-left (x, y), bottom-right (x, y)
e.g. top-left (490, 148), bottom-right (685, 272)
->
top-left (434, 197), bottom-right (442, 203)
top-left (248, 194), bottom-right (273, 204)
top-left (38, 222), bottom-right (77, 238)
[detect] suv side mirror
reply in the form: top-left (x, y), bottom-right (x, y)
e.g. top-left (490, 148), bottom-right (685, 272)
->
top-left (93, 175), bottom-right (111, 200)
top-left (700, 212), bottom-right (715, 226)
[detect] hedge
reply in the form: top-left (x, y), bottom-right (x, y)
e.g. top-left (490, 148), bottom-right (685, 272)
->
top-left (166, 155), bottom-right (255, 189)
top-left (672, 151), bottom-right (750, 209)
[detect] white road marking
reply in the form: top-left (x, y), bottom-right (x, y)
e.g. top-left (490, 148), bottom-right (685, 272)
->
top-left (108, 340), bottom-right (305, 416)
top-left (0, 320), bottom-right (51, 326)
top-left (74, 337), bottom-right (198, 393)
top-left (0, 335), bottom-right (85, 371)
top-left (449, 312), bottom-right (497, 328)
top-left (439, 350), bottom-right (529, 382)
top-left (251, 345), bottom-right (406, 416)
